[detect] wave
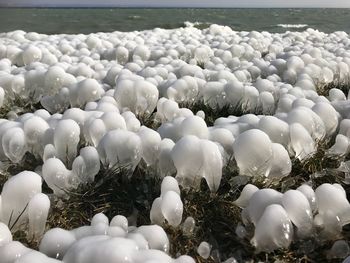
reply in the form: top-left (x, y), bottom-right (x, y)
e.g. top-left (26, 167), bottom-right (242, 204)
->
top-left (183, 21), bottom-right (211, 29)
top-left (277, 24), bottom-right (308, 29)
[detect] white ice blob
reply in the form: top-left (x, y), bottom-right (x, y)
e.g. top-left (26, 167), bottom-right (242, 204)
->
top-left (97, 129), bottom-right (142, 170)
top-left (268, 143), bottom-right (292, 178)
top-left (245, 188), bottom-right (283, 225)
top-left (197, 241), bottom-right (211, 259)
top-left (234, 184), bottom-right (259, 208)
top-left (233, 129), bottom-right (273, 177)
top-left (42, 158), bottom-right (76, 196)
top-left (54, 119), bottom-right (80, 166)
top-left (136, 225), bottom-right (169, 253)
top-left (114, 77), bottom-right (159, 116)
top-left (282, 190), bottom-right (313, 237)
top-left (138, 126), bottom-right (161, 166)
top-left (289, 123), bottom-right (315, 160)
top-left (160, 190), bottom-right (183, 227)
top-left (252, 204), bottom-right (293, 252)
top-left (1, 171), bottom-right (42, 230)
top-left (171, 135), bottom-right (223, 192)
top-left (28, 193), bottom-right (50, 240)
top-left (2, 127), bottom-right (27, 163)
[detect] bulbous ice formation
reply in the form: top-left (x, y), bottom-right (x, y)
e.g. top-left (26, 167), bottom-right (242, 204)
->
top-left (70, 78), bottom-right (105, 107)
top-left (160, 191), bottom-right (183, 227)
top-left (136, 225), bottom-right (169, 253)
top-left (282, 190), bottom-right (313, 237)
top-left (327, 134), bottom-right (350, 156)
top-left (54, 119), bottom-right (80, 166)
top-left (42, 158), bottom-right (76, 196)
top-left (0, 171), bottom-right (42, 230)
top-left (245, 188), bottom-right (283, 225)
top-left (312, 102), bottom-right (339, 136)
top-left (268, 143), bottom-right (292, 178)
top-left (97, 129), bottom-right (142, 170)
top-left (171, 135), bottom-right (223, 192)
top-left (150, 197), bottom-right (164, 225)
top-left (289, 123), bottom-right (315, 160)
top-left (233, 129), bottom-right (273, 177)
top-left (28, 193), bottom-right (50, 240)
top-left (39, 228), bottom-right (77, 259)
top-left (297, 184), bottom-right (317, 212)
top-left (2, 127), bottom-right (27, 163)
top-left (234, 184), bottom-right (259, 208)
top-left (251, 204), bottom-right (293, 252)
top-left (161, 176), bottom-right (180, 196)
top-left (138, 126), bottom-right (161, 166)
top-left (179, 115), bottom-right (208, 139)
top-left (114, 77), bottom-right (159, 116)
top-left (258, 116), bottom-right (290, 148)
top-left (197, 241), bottom-right (211, 259)
top-left (315, 184), bottom-right (350, 235)
top-left (72, 146), bottom-right (100, 183)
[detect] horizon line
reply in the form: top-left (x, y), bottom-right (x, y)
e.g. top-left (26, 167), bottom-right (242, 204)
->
top-left (1, 4), bottom-right (350, 8)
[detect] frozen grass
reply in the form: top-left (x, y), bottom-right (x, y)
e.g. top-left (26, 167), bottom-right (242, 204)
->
top-left (0, 93), bottom-right (42, 119)
top-left (179, 100), bottom-right (266, 126)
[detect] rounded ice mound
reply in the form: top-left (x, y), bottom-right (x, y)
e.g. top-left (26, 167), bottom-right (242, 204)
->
top-left (289, 123), bottom-right (316, 160)
top-left (72, 146), bottom-right (100, 183)
top-left (258, 116), bottom-right (290, 148)
top-left (138, 126), bottom-right (161, 166)
top-left (268, 143), bottom-right (292, 178)
top-left (70, 78), bottom-right (105, 107)
top-left (0, 171), bottom-right (42, 230)
top-left (312, 102), bottom-right (339, 136)
top-left (28, 193), bottom-right (50, 240)
top-left (54, 119), bottom-right (80, 166)
top-left (251, 204), bottom-right (293, 252)
top-left (22, 45), bottom-right (42, 65)
top-left (245, 188), bottom-right (283, 225)
top-left (234, 184), bottom-right (259, 208)
top-left (97, 129), bottom-right (142, 170)
top-left (315, 184), bottom-right (350, 236)
top-left (179, 115), bottom-right (208, 139)
top-left (297, 184), bottom-right (317, 212)
top-left (39, 228), bottom-right (77, 260)
top-left (2, 127), bottom-right (27, 163)
top-left (114, 76), bottom-right (159, 116)
top-left (282, 190), bottom-right (313, 237)
top-left (171, 135), bottom-right (223, 192)
top-left (161, 190), bottom-right (183, 227)
top-left (42, 158), bottom-right (76, 196)
top-left (233, 129), bottom-right (273, 177)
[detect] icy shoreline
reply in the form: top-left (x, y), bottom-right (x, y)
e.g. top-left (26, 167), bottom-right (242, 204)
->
top-left (0, 24), bottom-right (350, 262)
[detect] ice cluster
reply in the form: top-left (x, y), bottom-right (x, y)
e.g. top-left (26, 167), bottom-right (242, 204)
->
top-left (235, 183), bottom-right (350, 252)
top-left (150, 176), bottom-right (183, 227)
top-left (0, 212), bottom-right (195, 263)
top-left (0, 23), bottom-right (350, 260)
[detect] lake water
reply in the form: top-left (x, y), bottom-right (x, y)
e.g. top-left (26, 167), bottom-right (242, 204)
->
top-left (0, 8), bottom-right (350, 34)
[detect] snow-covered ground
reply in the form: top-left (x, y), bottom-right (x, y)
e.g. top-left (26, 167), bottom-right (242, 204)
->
top-left (0, 24), bottom-right (350, 262)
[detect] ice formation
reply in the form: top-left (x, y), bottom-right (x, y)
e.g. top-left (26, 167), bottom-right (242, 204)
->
top-left (171, 135), bottom-right (223, 192)
top-left (150, 176), bottom-right (183, 227)
top-left (0, 22), bottom-right (350, 261)
top-left (236, 183), bottom-right (350, 252)
top-left (0, 171), bottom-right (42, 230)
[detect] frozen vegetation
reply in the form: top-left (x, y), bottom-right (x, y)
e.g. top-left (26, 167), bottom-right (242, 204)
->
top-left (0, 24), bottom-right (349, 262)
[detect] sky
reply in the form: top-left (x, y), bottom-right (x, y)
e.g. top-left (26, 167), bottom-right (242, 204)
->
top-left (1, 0), bottom-right (350, 8)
